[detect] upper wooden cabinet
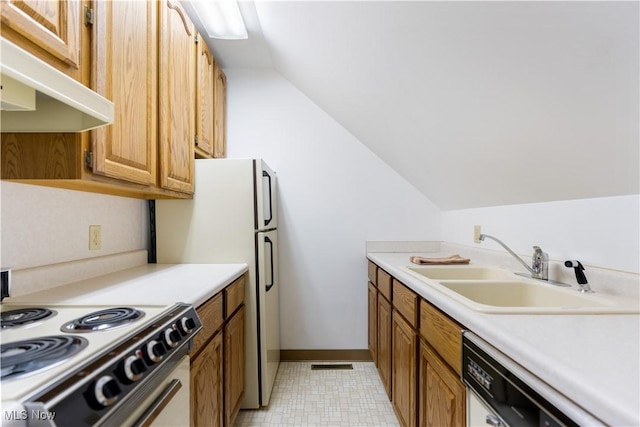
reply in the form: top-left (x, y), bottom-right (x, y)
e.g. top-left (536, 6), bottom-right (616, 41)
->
top-left (1, 0), bottom-right (227, 199)
top-left (159, 0), bottom-right (195, 194)
top-left (195, 33), bottom-right (215, 159)
top-left (91, 0), bottom-right (157, 186)
top-left (0, 0), bottom-right (82, 79)
top-left (213, 61), bottom-right (227, 158)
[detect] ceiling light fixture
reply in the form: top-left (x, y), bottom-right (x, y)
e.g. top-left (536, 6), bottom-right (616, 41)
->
top-left (190, 0), bottom-right (248, 40)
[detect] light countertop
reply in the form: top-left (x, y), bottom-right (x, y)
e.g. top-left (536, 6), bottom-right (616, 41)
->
top-left (6, 263), bottom-right (248, 308)
top-left (368, 252), bottom-right (640, 427)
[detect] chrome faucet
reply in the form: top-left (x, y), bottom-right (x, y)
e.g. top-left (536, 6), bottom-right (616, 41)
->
top-left (479, 234), bottom-right (549, 281)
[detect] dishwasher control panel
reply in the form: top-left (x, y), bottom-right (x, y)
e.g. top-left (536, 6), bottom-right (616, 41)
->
top-left (462, 332), bottom-right (578, 427)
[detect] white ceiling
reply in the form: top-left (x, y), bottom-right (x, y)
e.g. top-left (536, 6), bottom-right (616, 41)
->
top-left (199, 1), bottom-right (639, 210)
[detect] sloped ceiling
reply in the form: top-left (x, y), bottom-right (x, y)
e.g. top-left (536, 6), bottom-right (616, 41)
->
top-left (200, 1), bottom-right (639, 210)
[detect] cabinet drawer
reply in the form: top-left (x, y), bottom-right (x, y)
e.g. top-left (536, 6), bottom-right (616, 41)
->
top-left (368, 261), bottom-right (378, 286)
top-left (225, 275), bottom-right (245, 316)
top-left (378, 269), bottom-right (392, 301)
top-left (191, 292), bottom-right (223, 358)
top-left (420, 300), bottom-right (463, 375)
top-left (393, 279), bottom-right (418, 328)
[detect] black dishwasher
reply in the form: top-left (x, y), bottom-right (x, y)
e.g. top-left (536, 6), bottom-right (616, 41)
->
top-left (462, 332), bottom-right (579, 427)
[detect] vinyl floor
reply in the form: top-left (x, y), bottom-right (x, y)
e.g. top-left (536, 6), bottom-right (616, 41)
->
top-left (234, 362), bottom-right (399, 426)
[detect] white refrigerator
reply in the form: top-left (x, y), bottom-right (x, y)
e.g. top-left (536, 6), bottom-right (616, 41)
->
top-left (155, 158), bottom-right (280, 408)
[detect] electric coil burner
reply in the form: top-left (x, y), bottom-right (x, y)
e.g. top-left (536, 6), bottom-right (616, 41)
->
top-left (60, 307), bottom-right (144, 333)
top-left (1, 308), bottom-right (57, 328)
top-left (1, 335), bottom-right (88, 380)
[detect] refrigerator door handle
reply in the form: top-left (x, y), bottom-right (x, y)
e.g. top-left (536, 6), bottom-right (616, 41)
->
top-left (265, 236), bottom-right (275, 292)
top-left (262, 170), bottom-right (273, 228)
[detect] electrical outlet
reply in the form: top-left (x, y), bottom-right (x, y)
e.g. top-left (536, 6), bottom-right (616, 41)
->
top-left (473, 225), bottom-right (482, 243)
top-left (89, 225), bottom-right (102, 250)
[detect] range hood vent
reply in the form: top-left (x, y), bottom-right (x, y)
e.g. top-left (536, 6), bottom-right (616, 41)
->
top-left (0, 38), bottom-right (114, 133)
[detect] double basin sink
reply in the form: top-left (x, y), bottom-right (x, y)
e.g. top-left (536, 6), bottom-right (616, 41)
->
top-left (402, 265), bottom-right (639, 314)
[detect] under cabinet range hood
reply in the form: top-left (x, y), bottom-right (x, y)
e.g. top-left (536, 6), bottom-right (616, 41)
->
top-left (0, 38), bottom-right (114, 133)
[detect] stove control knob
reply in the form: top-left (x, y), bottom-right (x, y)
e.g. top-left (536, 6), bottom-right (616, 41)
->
top-left (143, 340), bottom-right (166, 364)
top-left (85, 375), bottom-right (121, 409)
top-left (178, 316), bottom-right (196, 335)
top-left (163, 326), bottom-right (181, 348)
top-left (117, 355), bottom-right (146, 384)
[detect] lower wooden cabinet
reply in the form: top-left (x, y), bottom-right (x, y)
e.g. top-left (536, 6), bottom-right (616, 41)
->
top-left (418, 340), bottom-right (465, 427)
top-left (367, 260), bottom-right (467, 426)
top-left (190, 275), bottom-right (245, 427)
top-left (191, 331), bottom-right (223, 427)
top-left (392, 311), bottom-right (417, 427)
top-left (377, 295), bottom-right (393, 399)
top-left (368, 282), bottom-right (378, 365)
top-left (224, 305), bottom-right (245, 427)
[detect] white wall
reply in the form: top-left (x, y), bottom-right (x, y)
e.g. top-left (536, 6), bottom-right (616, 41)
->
top-left (442, 195), bottom-right (640, 274)
top-left (225, 69), bottom-right (441, 349)
top-left (1, 182), bottom-right (148, 272)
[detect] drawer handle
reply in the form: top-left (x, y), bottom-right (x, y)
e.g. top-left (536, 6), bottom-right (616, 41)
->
top-left (133, 379), bottom-right (182, 427)
top-left (485, 414), bottom-right (505, 427)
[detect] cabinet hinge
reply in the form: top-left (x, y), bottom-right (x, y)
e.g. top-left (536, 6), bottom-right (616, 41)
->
top-left (195, 33), bottom-right (199, 44)
top-left (84, 5), bottom-right (94, 26)
top-left (84, 151), bottom-right (94, 170)
top-left (194, 135), bottom-right (199, 146)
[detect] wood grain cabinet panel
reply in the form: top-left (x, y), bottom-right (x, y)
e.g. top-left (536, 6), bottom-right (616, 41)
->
top-left (195, 32), bottom-right (215, 158)
top-left (377, 294), bottom-right (392, 399)
top-left (225, 305), bottom-right (245, 427)
top-left (420, 300), bottom-right (463, 376)
top-left (368, 261), bottom-right (378, 285)
top-left (190, 293), bottom-right (223, 359)
top-left (393, 279), bottom-right (418, 328)
top-left (1, 0), bottom-right (81, 78)
top-left (392, 311), bottom-right (417, 427)
top-left (419, 341), bottom-right (465, 427)
top-left (92, 0), bottom-right (157, 186)
top-left (191, 331), bottom-right (223, 427)
top-left (213, 61), bottom-right (227, 158)
top-left (378, 269), bottom-right (392, 302)
top-left (368, 282), bottom-right (378, 365)
top-left (225, 276), bottom-right (245, 317)
top-left (159, 0), bottom-right (195, 193)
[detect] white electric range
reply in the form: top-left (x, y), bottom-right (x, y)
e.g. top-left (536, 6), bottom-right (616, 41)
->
top-left (1, 302), bottom-right (202, 426)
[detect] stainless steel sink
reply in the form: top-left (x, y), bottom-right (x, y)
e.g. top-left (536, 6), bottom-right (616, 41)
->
top-left (402, 265), bottom-right (640, 314)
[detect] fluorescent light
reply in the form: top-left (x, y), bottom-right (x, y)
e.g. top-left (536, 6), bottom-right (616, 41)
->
top-left (191, 0), bottom-right (248, 40)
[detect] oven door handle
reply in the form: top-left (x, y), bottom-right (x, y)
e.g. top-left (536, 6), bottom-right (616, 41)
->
top-left (132, 379), bottom-right (182, 427)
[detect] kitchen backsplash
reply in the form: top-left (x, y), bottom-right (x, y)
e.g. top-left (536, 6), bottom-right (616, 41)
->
top-left (1, 181), bottom-right (149, 297)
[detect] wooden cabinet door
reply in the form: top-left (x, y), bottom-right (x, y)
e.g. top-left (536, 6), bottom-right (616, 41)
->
top-left (194, 33), bottom-right (214, 158)
top-left (392, 311), bottom-right (417, 427)
top-left (419, 341), bottom-right (465, 427)
top-left (368, 282), bottom-right (378, 365)
top-left (377, 295), bottom-right (392, 399)
top-left (159, 0), bottom-right (195, 193)
top-left (1, 0), bottom-right (81, 77)
top-left (213, 62), bottom-right (227, 158)
top-left (191, 331), bottom-right (223, 427)
top-left (91, 0), bottom-right (157, 185)
top-left (225, 305), bottom-right (245, 426)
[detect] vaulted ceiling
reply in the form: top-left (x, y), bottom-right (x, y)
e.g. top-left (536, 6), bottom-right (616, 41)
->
top-left (193, 1), bottom-right (639, 210)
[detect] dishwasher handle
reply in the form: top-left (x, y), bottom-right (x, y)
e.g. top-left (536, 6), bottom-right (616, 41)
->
top-left (486, 414), bottom-right (505, 427)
